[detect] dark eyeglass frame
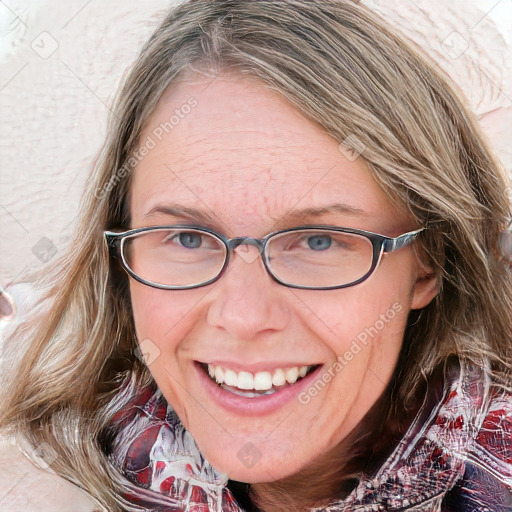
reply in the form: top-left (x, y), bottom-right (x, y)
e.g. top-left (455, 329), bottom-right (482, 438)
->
top-left (104, 224), bottom-right (425, 291)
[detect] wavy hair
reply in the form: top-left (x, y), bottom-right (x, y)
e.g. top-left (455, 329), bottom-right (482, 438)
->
top-left (1, 1), bottom-right (511, 510)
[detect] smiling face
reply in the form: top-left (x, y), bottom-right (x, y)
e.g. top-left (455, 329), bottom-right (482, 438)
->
top-left (127, 72), bottom-right (439, 483)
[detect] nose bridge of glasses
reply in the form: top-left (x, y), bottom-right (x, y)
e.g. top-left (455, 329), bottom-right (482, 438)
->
top-left (227, 237), bottom-right (265, 252)
top-left (226, 237), bottom-right (265, 266)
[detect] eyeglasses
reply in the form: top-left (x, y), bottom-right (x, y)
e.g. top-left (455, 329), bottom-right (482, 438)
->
top-left (104, 224), bottom-right (425, 290)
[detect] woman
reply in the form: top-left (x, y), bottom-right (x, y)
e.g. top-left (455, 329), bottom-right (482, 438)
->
top-left (1, 1), bottom-right (511, 511)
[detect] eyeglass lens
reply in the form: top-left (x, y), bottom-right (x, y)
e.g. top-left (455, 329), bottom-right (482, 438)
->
top-left (122, 228), bottom-right (375, 288)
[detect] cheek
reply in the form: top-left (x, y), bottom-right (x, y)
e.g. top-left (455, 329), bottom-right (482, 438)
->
top-left (129, 282), bottom-right (201, 423)
top-left (299, 288), bottom-right (408, 346)
top-left (295, 257), bottom-right (415, 365)
top-left (129, 281), bottom-right (196, 352)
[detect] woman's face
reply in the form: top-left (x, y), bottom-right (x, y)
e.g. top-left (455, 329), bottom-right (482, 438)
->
top-left (128, 73), bottom-right (439, 483)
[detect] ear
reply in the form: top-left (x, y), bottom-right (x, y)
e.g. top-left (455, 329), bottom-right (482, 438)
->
top-left (410, 259), bottom-right (441, 310)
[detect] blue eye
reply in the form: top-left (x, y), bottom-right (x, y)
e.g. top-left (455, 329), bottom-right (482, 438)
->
top-left (178, 232), bottom-right (202, 248)
top-left (307, 235), bottom-right (332, 250)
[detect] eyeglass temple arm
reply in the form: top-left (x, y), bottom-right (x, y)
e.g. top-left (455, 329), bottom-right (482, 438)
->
top-left (382, 228), bottom-right (425, 253)
top-left (104, 231), bottom-right (122, 253)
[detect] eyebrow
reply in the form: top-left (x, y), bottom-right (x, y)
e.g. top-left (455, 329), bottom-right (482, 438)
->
top-left (143, 202), bottom-right (369, 227)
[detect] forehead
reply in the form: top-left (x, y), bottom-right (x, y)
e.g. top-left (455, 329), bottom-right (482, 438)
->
top-left (129, 73), bottom-right (407, 235)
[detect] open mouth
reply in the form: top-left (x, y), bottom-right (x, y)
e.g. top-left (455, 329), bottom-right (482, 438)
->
top-left (197, 361), bottom-right (321, 398)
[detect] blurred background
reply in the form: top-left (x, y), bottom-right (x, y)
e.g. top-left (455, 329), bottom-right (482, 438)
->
top-left (0, 0), bottom-right (511, 328)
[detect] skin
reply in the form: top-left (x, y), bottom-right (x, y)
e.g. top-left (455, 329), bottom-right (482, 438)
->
top-left (128, 72), bottom-right (440, 485)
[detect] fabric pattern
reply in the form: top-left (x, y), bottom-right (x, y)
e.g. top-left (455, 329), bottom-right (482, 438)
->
top-left (108, 358), bottom-right (512, 511)
top-left (108, 385), bottom-right (242, 512)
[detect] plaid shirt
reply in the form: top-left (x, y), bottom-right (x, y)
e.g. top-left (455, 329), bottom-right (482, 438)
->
top-left (109, 357), bottom-right (512, 511)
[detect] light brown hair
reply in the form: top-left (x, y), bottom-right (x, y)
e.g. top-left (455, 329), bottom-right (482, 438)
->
top-left (1, 1), bottom-right (511, 511)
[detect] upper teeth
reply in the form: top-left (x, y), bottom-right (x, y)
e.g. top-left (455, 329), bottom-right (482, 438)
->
top-left (207, 364), bottom-right (312, 390)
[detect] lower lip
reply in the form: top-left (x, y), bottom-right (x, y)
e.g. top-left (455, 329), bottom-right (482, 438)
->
top-left (194, 361), bottom-right (324, 416)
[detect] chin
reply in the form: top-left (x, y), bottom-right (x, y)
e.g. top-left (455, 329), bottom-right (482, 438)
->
top-left (201, 444), bottom-right (307, 484)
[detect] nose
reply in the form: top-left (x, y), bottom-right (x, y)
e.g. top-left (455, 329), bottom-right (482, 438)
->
top-left (205, 243), bottom-right (290, 340)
